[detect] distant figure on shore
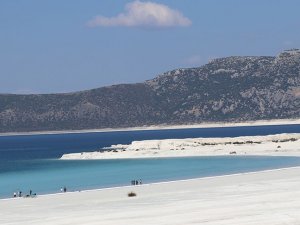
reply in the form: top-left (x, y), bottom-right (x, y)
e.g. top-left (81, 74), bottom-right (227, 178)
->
top-left (18, 191), bottom-right (22, 197)
top-left (13, 192), bottom-right (17, 198)
top-left (29, 190), bottom-right (32, 196)
top-left (131, 179), bottom-right (142, 185)
top-left (63, 186), bottom-right (67, 192)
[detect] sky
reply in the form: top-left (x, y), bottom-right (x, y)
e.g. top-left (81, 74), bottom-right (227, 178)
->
top-left (1, 0), bottom-right (300, 94)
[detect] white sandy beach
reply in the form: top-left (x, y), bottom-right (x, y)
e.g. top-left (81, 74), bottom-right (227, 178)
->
top-left (1, 166), bottom-right (300, 225)
top-left (61, 133), bottom-right (300, 159)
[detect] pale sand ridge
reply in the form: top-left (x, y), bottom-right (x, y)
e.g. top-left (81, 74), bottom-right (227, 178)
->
top-left (61, 133), bottom-right (300, 159)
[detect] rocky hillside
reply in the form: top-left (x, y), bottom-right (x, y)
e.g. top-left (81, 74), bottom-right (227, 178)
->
top-left (1, 49), bottom-right (300, 132)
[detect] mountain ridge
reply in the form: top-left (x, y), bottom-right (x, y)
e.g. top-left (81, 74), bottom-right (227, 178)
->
top-left (1, 49), bottom-right (300, 132)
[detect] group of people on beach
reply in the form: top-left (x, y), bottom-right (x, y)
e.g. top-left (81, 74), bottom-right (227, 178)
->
top-left (13, 189), bottom-right (35, 198)
top-left (131, 179), bottom-right (142, 185)
top-left (60, 186), bottom-right (67, 193)
top-left (13, 186), bottom-right (67, 198)
top-left (13, 191), bottom-right (22, 198)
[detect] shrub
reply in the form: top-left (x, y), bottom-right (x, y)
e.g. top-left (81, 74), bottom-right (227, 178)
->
top-left (128, 192), bottom-right (137, 197)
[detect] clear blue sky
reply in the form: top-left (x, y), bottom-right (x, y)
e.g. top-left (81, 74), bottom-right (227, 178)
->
top-left (1, 0), bottom-right (300, 94)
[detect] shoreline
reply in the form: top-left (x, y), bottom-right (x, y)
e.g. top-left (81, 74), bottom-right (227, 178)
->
top-left (1, 118), bottom-right (300, 137)
top-left (2, 164), bottom-right (299, 201)
top-left (2, 163), bottom-right (300, 201)
top-left (2, 166), bottom-right (300, 224)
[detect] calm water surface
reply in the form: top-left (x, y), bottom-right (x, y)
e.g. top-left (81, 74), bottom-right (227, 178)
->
top-left (1, 156), bottom-right (300, 199)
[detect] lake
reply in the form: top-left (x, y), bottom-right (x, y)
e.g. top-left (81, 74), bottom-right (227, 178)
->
top-left (0, 124), bottom-right (300, 199)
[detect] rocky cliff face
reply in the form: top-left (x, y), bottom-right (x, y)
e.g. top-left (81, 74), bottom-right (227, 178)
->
top-left (0, 49), bottom-right (299, 132)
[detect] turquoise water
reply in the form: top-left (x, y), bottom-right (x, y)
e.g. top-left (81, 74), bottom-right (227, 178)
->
top-left (1, 156), bottom-right (300, 199)
top-left (1, 124), bottom-right (300, 199)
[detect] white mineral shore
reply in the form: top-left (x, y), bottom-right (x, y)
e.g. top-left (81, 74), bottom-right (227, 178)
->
top-left (61, 133), bottom-right (300, 159)
top-left (2, 167), bottom-right (300, 225)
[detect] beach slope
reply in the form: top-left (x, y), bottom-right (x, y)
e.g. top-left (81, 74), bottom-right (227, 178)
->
top-left (1, 167), bottom-right (300, 225)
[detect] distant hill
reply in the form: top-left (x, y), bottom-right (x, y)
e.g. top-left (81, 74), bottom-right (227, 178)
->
top-left (1, 49), bottom-right (300, 132)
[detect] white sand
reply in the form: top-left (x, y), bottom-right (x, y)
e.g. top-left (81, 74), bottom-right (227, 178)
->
top-left (2, 167), bottom-right (300, 225)
top-left (1, 118), bottom-right (300, 136)
top-left (61, 133), bottom-right (300, 159)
